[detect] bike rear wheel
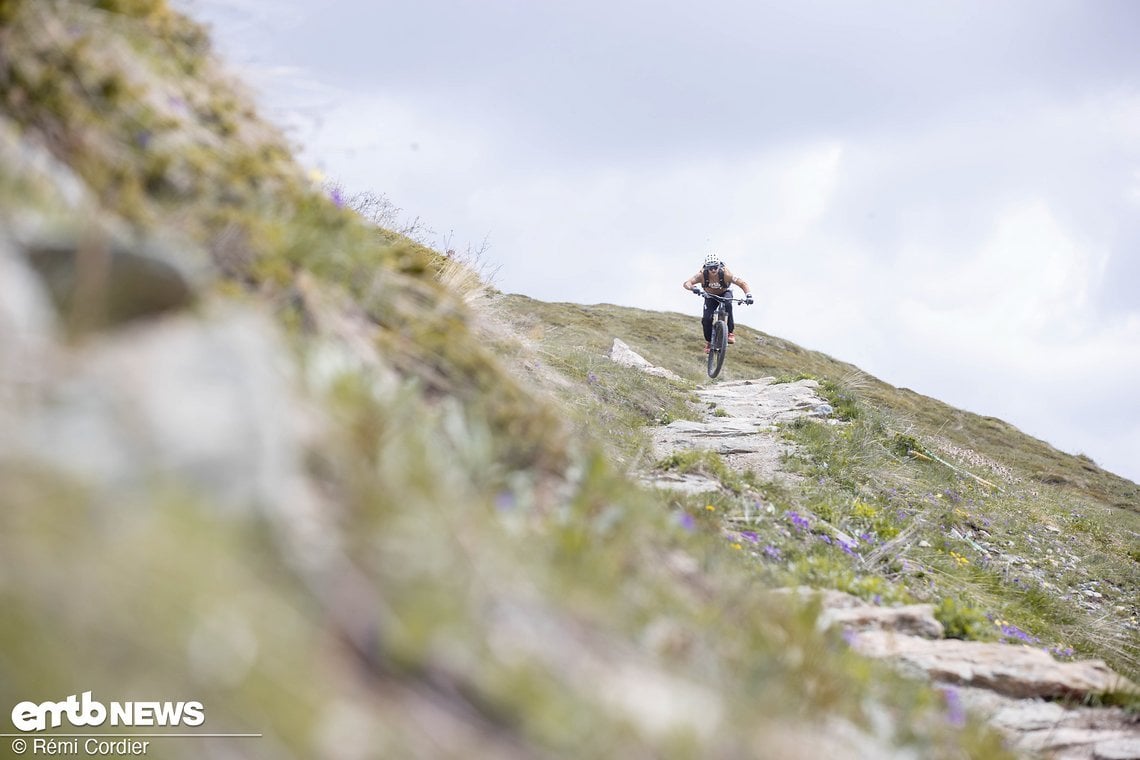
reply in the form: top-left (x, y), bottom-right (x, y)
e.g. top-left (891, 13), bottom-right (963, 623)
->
top-left (707, 320), bottom-right (727, 378)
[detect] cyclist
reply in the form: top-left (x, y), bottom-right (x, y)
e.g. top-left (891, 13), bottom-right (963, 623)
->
top-left (682, 253), bottom-right (754, 353)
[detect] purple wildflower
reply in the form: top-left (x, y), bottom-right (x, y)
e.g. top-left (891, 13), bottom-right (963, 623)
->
top-left (785, 510), bottom-right (810, 531)
top-left (819, 534), bottom-right (832, 545)
top-left (494, 491), bottom-right (515, 512)
top-left (677, 512), bottom-right (696, 532)
top-left (330, 186), bottom-right (344, 208)
top-left (999, 624), bottom-right (1039, 644)
top-left (587, 371), bottom-right (599, 384)
top-left (763, 544), bottom-right (782, 560)
top-left (940, 687), bottom-right (966, 727)
top-left (739, 531), bottom-right (760, 544)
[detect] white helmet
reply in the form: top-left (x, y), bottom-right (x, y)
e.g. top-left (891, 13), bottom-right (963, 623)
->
top-left (703, 253), bottom-right (722, 269)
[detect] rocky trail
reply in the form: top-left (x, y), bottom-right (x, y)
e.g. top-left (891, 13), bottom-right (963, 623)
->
top-left (644, 375), bottom-right (833, 493)
top-left (613, 342), bottom-right (1140, 759)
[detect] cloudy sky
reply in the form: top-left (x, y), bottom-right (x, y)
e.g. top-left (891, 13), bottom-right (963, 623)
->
top-left (179, 0), bottom-right (1140, 485)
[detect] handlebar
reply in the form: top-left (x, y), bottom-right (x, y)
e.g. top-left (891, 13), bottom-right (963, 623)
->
top-left (693, 290), bottom-right (749, 304)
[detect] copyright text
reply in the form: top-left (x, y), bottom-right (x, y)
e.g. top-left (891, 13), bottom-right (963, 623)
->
top-left (12, 738), bottom-right (150, 755)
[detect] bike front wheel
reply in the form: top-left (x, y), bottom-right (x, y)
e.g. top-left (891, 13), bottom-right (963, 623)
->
top-left (707, 320), bottom-right (727, 378)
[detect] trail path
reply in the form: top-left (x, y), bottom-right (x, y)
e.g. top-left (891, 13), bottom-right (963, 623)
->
top-left (612, 341), bottom-right (1140, 759)
top-left (643, 377), bottom-right (833, 493)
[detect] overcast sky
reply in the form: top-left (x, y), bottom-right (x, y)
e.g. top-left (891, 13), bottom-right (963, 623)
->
top-left (179, 0), bottom-right (1140, 486)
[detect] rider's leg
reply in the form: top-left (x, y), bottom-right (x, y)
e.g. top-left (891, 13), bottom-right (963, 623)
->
top-left (724, 291), bottom-right (738, 343)
top-left (702, 298), bottom-right (716, 342)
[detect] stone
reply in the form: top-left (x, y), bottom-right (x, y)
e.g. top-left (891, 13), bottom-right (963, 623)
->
top-left (851, 632), bottom-right (1138, 700)
top-left (812, 403), bottom-right (834, 417)
top-left (609, 338), bottom-right (683, 381)
top-left (1, 306), bottom-right (316, 516)
top-left (1094, 738), bottom-right (1140, 760)
top-left (23, 238), bottom-right (198, 331)
top-left (770, 587), bottom-right (945, 639)
top-left (639, 471), bottom-right (722, 495)
top-left (819, 604), bottom-right (945, 639)
top-left (954, 687), bottom-right (1140, 760)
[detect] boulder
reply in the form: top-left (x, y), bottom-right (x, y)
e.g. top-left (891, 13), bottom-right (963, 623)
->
top-left (608, 338), bottom-right (682, 381)
top-left (1, 307), bottom-right (316, 516)
top-left (954, 686), bottom-right (1140, 760)
top-left (23, 239), bottom-right (198, 331)
top-left (851, 632), bottom-right (1137, 700)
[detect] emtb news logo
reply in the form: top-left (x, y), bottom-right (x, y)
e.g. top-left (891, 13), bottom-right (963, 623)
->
top-left (11, 692), bottom-right (205, 732)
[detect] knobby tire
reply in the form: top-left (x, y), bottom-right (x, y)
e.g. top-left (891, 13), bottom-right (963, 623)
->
top-left (708, 320), bottom-right (727, 378)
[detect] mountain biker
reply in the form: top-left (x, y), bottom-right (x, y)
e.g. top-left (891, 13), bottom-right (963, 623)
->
top-left (682, 253), bottom-right (754, 354)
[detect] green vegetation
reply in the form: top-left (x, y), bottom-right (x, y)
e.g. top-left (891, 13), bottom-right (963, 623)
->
top-left (656, 449), bottom-right (761, 496)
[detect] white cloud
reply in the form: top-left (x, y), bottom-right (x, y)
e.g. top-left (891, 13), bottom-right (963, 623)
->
top-left (1128, 170), bottom-right (1140, 207)
top-left (303, 93), bottom-right (491, 187)
top-left (899, 200), bottom-right (1105, 340)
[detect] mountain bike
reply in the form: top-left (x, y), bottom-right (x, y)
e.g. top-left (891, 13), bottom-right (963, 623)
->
top-left (695, 290), bottom-right (748, 379)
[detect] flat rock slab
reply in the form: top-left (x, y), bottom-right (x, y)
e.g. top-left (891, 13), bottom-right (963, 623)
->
top-left (851, 631), bottom-right (1136, 701)
top-left (696, 378), bottom-right (829, 421)
top-left (820, 604), bottom-right (945, 639)
top-left (771, 588), bottom-right (945, 639)
top-left (655, 418), bottom-right (773, 454)
top-left (637, 471), bottom-right (722, 496)
top-left (953, 686), bottom-right (1140, 760)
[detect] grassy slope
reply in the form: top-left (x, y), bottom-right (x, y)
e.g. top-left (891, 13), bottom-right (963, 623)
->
top-left (494, 294), bottom-right (1140, 684)
top-left (503, 296), bottom-right (1139, 513)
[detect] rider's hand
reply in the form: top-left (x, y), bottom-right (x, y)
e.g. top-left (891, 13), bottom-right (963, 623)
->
top-left (692, 286), bottom-right (702, 295)
top-left (745, 293), bottom-right (754, 305)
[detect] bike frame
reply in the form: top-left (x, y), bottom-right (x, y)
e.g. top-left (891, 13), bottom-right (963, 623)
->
top-left (694, 289), bottom-right (747, 379)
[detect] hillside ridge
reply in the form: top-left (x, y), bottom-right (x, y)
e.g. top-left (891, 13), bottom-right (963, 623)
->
top-left (499, 294), bottom-right (1139, 509)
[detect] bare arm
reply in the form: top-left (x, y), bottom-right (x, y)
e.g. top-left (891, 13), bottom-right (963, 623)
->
top-left (682, 270), bottom-right (702, 290)
top-left (726, 267), bottom-right (752, 294)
